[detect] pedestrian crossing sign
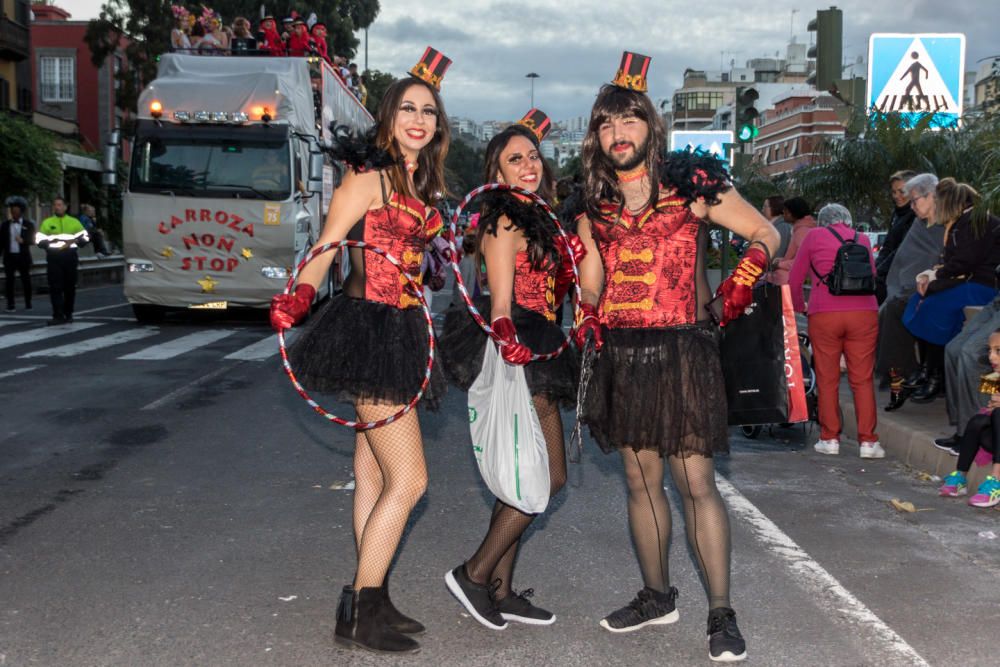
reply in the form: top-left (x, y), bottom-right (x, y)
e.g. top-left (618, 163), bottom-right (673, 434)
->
top-left (867, 33), bottom-right (965, 129)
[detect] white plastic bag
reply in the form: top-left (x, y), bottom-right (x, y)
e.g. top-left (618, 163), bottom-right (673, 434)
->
top-left (467, 340), bottom-right (550, 514)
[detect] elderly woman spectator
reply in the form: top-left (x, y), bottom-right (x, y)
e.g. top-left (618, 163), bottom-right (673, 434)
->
top-left (770, 196), bottom-right (816, 285)
top-left (902, 178), bottom-right (1000, 403)
top-left (875, 173), bottom-right (945, 410)
top-left (789, 204), bottom-right (882, 458)
top-left (875, 170), bottom-right (918, 303)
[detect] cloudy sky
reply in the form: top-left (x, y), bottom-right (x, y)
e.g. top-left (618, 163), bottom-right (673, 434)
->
top-left (75, 0), bottom-right (998, 123)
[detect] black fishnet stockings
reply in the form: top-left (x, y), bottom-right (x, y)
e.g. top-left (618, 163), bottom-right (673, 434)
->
top-left (351, 404), bottom-right (427, 589)
top-left (465, 395), bottom-right (567, 598)
top-left (621, 450), bottom-right (731, 608)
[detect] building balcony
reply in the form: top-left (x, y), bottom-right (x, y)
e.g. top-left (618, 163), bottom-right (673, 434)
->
top-left (0, 17), bottom-right (30, 61)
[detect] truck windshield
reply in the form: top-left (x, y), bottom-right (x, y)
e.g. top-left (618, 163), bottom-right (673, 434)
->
top-left (131, 134), bottom-right (292, 200)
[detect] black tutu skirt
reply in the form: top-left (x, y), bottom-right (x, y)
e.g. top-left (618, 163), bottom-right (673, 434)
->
top-left (287, 294), bottom-right (445, 411)
top-left (582, 324), bottom-right (728, 456)
top-left (439, 296), bottom-right (580, 408)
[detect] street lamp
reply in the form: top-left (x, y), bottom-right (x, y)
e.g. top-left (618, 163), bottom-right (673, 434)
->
top-left (525, 72), bottom-right (540, 108)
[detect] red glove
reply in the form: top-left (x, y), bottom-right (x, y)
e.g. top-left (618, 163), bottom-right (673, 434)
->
top-left (270, 284), bottom-right (316, 332)
top-left (491, 316), bottom-right (533, 365)
top-left (553, 233), bottom-right (586, 304)
top-left (715, 247), bottom-right (767, 326)
top-left (572, 302), bottom-right (603, 351)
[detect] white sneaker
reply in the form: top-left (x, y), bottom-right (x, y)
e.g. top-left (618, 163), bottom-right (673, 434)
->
top-left (814, 439), bottom-right (840, 455)
top-left (859, 441), bottom-right (885, 459)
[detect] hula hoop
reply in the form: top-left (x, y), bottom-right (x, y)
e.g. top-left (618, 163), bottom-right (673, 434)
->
top-left (277, 240), bottom-right (434, 431)
top-left (447, 183), bottom-right (582, 361)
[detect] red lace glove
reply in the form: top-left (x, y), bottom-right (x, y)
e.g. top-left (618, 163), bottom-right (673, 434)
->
top-left (572, 302), bottom-right (603, 351)
top-left (491, 316), bottom-right (533, 365)
top-left (715, 246), bottom-right (767, 326)
top-left (270, 284), bottom-right (316, 332)
top-left (553, 233), bottom-right (586, 304)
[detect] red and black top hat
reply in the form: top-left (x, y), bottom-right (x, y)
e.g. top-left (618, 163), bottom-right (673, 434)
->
top-left (517, 108), bottom-right (552, 142)
top-left (311, 22), bottom-right (326, 33)
top-left (410, 46), bottom-right (452, 91)
top-left (612, 51), bottom-right (651, 93)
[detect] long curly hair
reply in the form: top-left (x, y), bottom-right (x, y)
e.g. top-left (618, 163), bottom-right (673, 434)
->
top-left (371, 77), bottom-right (450, 205)
top-left (581, 84), bottom-right (666, 223)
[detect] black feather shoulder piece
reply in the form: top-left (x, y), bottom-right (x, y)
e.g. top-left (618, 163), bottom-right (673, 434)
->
top-left (478, 190), bottom-right (560, 270)
top-left (326, 123), bottom-right (398, 172)
top-left (659, 148), bottom-right (732, 206)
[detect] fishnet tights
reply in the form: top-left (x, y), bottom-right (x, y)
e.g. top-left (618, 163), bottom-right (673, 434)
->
top-left (465, 395), bottom-right (567, 598)
top-left (621, 449), bottom-right (731, 608)
top-left (351, 403), bottom-right (427, 589)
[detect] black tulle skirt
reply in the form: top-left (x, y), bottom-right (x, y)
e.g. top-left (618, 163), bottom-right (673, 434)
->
top-left (287, 294), bottom-right (445, 411)
top-left (438, 296), bottom-right (580, 408)
top-left (582, 324), bottom-right (728, 456)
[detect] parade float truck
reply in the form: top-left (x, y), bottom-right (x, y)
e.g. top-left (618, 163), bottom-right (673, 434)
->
top-left (105, 53), bottom-right (372, 322)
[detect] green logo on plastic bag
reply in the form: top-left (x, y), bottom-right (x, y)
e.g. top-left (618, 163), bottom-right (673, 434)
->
top-left (468, 407), bottom-right (478, 423)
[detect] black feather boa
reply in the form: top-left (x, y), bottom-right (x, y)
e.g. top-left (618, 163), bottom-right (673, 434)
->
top-left (325, 123), bottom-right (398, 172)
top-left (658, 148), bottom-right (732, 206)
top-left (478, 190), bottom-right (560, 270)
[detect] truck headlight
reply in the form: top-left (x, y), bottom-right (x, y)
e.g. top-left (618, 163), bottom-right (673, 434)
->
top-left (127, 260), bottom-right (155, 273)
top-left (261, 266), bottom-right (289, 279)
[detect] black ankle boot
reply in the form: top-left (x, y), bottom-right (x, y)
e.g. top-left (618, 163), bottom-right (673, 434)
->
top-left (910, 372), bottom-right (944, 403)
top-left (380, 574), bottom-right (425, 635)
top-left (901, 365), bottom-right (928, 390)
top-left (334, 585), bottom-right (420, 654)
top-left (884, 387), bottom-right (913, 411)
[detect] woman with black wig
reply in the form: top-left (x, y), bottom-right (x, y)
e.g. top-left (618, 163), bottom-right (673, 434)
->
top-left (439, 109), bottom-right (582, 629)
top-left (270, 48), bottom-right (452, 655)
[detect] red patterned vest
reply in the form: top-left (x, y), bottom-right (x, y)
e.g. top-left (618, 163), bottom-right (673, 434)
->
top-left (512, 250), bottom-right (558, 321)
top-left (361, 192), bottom-right (443, 309)
top-left (592, 191), bottom-right (705, 329)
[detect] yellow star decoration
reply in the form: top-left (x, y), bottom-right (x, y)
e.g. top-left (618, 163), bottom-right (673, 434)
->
top-left (197, 275), bottom-right (218, 293)
top-left (241, 248), bottom-right (253, 260)
top-left (160, 246), bottom-right (175, 259)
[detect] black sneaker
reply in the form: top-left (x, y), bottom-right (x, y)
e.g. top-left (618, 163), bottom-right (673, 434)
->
top-left (495, 588), bottom-right (555, 625)
top-left (444, 565), bottom-right (507, 630)
top-left (599, 586), bottom-right (679, 633)
top-left (934, 434), bottom-right (959, 454)
top-left (708, 607), bottom-right (747, 662)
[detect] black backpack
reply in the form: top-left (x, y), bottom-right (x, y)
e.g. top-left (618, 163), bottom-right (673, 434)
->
top-left (811, 227), bottom-right (876, 296)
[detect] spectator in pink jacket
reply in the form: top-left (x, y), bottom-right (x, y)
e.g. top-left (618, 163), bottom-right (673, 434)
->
top-left (789, 203), bottom-right (881, 459)
top-left (769, 196), bottom-right (816, 285)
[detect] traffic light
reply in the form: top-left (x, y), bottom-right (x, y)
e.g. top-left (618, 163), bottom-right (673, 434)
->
top-left (735, 86), bottom-right (759, 143)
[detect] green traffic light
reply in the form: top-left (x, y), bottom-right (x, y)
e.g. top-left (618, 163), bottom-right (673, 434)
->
top-left (737, 124), bottom-right (758, 143)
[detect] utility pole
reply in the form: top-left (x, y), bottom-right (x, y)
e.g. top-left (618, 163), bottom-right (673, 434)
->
top-left (790, 8), bottom-right (798, 41)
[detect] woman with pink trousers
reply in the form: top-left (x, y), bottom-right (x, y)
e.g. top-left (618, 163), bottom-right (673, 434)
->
top-left (788, 203), bottom-right (882, 458)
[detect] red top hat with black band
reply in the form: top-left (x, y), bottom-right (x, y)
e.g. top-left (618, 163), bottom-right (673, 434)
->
top-left (410, 46), bottom-right (452, 91)
top-left (517, 108), bottom-right (552, 142)
top-left (612, 51), bottom-right (651, 93)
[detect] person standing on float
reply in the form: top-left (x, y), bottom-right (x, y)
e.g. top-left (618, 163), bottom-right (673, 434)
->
top-left (574, 51), bottom-right (778, 663)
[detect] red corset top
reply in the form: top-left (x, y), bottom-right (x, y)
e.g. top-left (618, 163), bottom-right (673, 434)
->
top-left (593, 192), bottom-right (708, 329)
top-left (361, 192), bottom-right (442, 309)
top-left (512, 250), bottom-right (557, 321)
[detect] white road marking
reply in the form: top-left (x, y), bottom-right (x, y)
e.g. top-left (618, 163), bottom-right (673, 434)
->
top-left (21, 327), bottom-right (160, 358)
top-left (74, 302), bottom-right (133, 315)
top-left (0, 320), bottom-right (22, 328)
top-left (0, 365), bottom-right (43, 379)
top-left (0, 322), bottom-right (104, 351)
top-left (715, 475), bottom-right (929, 666)
top-left (119, 329), bottom-right (236, 360)
top-left (224, 330), bottom-right (297, 361)
top-left (141, 365), bottom-right (235, 411)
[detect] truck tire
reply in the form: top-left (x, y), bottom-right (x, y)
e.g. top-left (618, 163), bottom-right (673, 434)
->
top-left (133, 304), bottom-right (166, 324)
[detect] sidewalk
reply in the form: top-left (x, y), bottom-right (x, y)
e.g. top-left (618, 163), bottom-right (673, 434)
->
top-left (838, 381), bottom-right (991, 489)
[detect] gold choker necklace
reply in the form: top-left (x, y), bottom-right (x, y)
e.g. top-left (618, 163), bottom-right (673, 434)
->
top-left (616, 165), bottom-right (648, 183)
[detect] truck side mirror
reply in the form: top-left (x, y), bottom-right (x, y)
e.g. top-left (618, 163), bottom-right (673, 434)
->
top-left (103, 129), bottom-right (120, 186)
top-left (307, 148), bottom-right (324, 195)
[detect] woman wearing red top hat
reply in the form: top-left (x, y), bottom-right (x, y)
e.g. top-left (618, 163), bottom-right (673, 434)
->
top-left (286, 18), bottom-right (312, 56)
top-left (574, 52), bottom-right (778, 662)
top-left (270, 47), bottom-right (453, 655)
top-left (310, 22), bottom-right (331, 63)
top-left (439, 109), bottom-right (582, 629)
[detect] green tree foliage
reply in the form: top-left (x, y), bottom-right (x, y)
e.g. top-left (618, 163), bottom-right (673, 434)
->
top-left (362, 68), bottom-right (396, 116)
top-left (0, 113), bottom-right (63, 203)
top-left (737, 110), bottom-right (1000, 228)
top-left (559, 155), bottom-right (581, 180)
top-left (85, 0), bottom-right (380, 112)
top-left (445, 137), bottom-right (484, 199)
